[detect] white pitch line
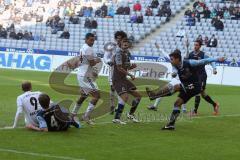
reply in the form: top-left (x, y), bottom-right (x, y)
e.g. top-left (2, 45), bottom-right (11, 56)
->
top-left (0, 148), bottom-right (85, 160)
top-left (95, 114), bottom-right (240, 125)
top-left (1, 114), bottom-right (240, 129)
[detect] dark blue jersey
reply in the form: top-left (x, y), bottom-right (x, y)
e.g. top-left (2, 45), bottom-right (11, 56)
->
top-left (37, 104), bottom-right (69, 131)
top-left (176, 60), bottom-right (201, 88)
top-left (188, 51), bottom-right (207, 77)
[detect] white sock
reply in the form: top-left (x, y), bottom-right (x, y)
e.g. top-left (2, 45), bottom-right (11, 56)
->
top-left (72, 103), bottom-right (82, 114)
top-left (84, 102), bottom-right (95, 117)
top-left (154, 98), bottom-right (162, 108)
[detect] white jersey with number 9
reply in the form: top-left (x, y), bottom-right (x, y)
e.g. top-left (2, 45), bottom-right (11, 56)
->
top-left (16, 91), bottom-right (42, 127)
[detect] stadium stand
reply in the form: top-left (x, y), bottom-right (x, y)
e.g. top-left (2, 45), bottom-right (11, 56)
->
top-left (0, 0), bottom-right (239, 61)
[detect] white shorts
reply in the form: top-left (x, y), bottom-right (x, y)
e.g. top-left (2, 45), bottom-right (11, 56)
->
top-left (77, 76), bottom-right (99, 95)
top-left (169, 78), bottom-right (181, 86)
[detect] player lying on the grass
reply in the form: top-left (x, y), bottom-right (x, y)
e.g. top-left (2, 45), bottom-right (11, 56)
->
top-left (103, 31), bottom-right (128, 114)
top-left (5, 81), bottom-right (43, 129)
top-left (146, 49), bottom-right (225, 130)
top-left (31, 93), bottom-right (80, 132)
top-left (71, 33), bottom-right (101, 125)
top-left (187, 40), bottom-right (219, 115)
top-left (112, 38), bottom-right (142, 124)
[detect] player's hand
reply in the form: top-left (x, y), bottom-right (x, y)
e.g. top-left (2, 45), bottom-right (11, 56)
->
top-left (218, 57), bottom-right (226, 62)
top-left (213, 69), bottom-right (217, 75)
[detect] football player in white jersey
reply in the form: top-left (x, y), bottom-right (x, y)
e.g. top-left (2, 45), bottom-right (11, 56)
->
top-left (103, 31), bottom-right (128, 114)
top-left (71, 33), bottom-right (101, 125)
top-left (6, 81), bottom-right (43, 129)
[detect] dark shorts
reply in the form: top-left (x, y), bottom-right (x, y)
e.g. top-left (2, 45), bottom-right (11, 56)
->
top-left (113, 78), bottom-right (137, 96)
top-left (178, 83), bottom-right (201, 103)
top-left (200, 75), bottom-right (207, 90)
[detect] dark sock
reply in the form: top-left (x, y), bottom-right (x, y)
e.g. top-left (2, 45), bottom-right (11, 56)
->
top-left (115, 103), bottom-right (125, 119)
top-left (168, 108), bottom-right (181, 126)
top-left (194, 95), bottom-right (201, 113)
top-left (130, 98), bottom-right (141, 115)
top-left (203, 95), bottom-right (216, 107)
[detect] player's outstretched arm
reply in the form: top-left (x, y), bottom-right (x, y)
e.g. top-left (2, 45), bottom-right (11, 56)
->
top-left (189, 57), bottom-right (225, 67)
top-left (204, 54), bottom-right (217, 74)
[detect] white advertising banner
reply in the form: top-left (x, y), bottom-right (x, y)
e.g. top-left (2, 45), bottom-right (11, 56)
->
top-left (0, 51), bottom-right (240, 86)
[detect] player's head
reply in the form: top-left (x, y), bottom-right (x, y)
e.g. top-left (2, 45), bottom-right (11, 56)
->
top-left (21, 81), bottom-right (32, 92)
top-left (169, 49), bottom-right (182, 66)
top-left (119, 38), bottom-right (131, 50)
top-left (38, 93), bottom-right (50, 109)
top-left (85, 33), bottom-right (95, 47)
top-left (114, 31), bottom-right (127, 45)
top-left (194, 40), bottom-right (202, 51)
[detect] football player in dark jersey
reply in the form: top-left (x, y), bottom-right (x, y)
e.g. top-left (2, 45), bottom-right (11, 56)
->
top-left (187, 40), bottom-right (219, 115)
top-left (146, 49), bottom-right (225, 130)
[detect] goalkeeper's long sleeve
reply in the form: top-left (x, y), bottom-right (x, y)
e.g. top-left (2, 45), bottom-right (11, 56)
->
top-left (189, 57), bottom-right (220, 67)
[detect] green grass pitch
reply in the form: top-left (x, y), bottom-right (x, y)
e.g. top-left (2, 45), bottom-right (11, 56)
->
top-left (0, 68), bottom-right (240, 160)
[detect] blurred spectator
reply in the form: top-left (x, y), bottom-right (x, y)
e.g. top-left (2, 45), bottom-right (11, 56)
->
top-left (224, 10), bottom-right (231, 19)
top-left (107, 5), bottom-right (115, 17)
top-left (9, 29), bottom-right (17, 39)
top-left (130, 13), bottom-right (137, 23)
top-left (91, 18), bottom-right (98, 29)
top-left (69, 15), bottom-right (80, 24)
top-left (137, 13), bottom-right (143, 23)
top-left (100, 3), bottom-right (108, 17)
top-left (157, 4), bottom-right (171, 18)
top-left (0, 27), bottom-right (7, 39)
top-left (124, 5), bottom-right (130, 15)
top-left (207, 34), bottom-right (218, 47)
top-left (16, 30), bottom-right (24, 40)
top-left (212, 17), bottom-right (224, 31)
top-left (133, 1), bottom-right (142, 12)
top-left (23, 30), bottom-right (30, 40)
top-left (116, 5), bottom-right (124, 15)
top-left (57, 20), bottom-right (65, 31)
top-left (95, 7), bottom-right (102, 17)
top-left (6, 23), bottom-right (14, 32)
top-left (83, 7), bottom-right (92, 17)
top-left (229, 58), bottom-right (239, 67)
top-left (186, 14), bottom-right (196, 26)
top-left (145, 7), bottom-right (153, 16)
top-left (60, 28), bottom-right (70, 39)
top-left (203, 7), bottom-right (211, 18)
top-left (204, 36), bottom-right (209, 46)
top-left (84, 18), bottom-right (91, 28)
top-left (150, 0), bottom-right (159, 9)
top-left (185, 8), bottom-right (192, 17)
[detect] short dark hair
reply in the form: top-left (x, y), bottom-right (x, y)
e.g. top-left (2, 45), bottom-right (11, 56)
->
top-left (38, 93), bottom-right (50, 109)
top-left (195, 40), bottom-right (202, 46)
top-left (22, 81), bottom-right (32, 92)
top-left (85, 33), bottom-right (95, 40)
top-left (114, 31), bottom-right (127, 40)
top-left (169, 49), bottom-right (182, 61)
